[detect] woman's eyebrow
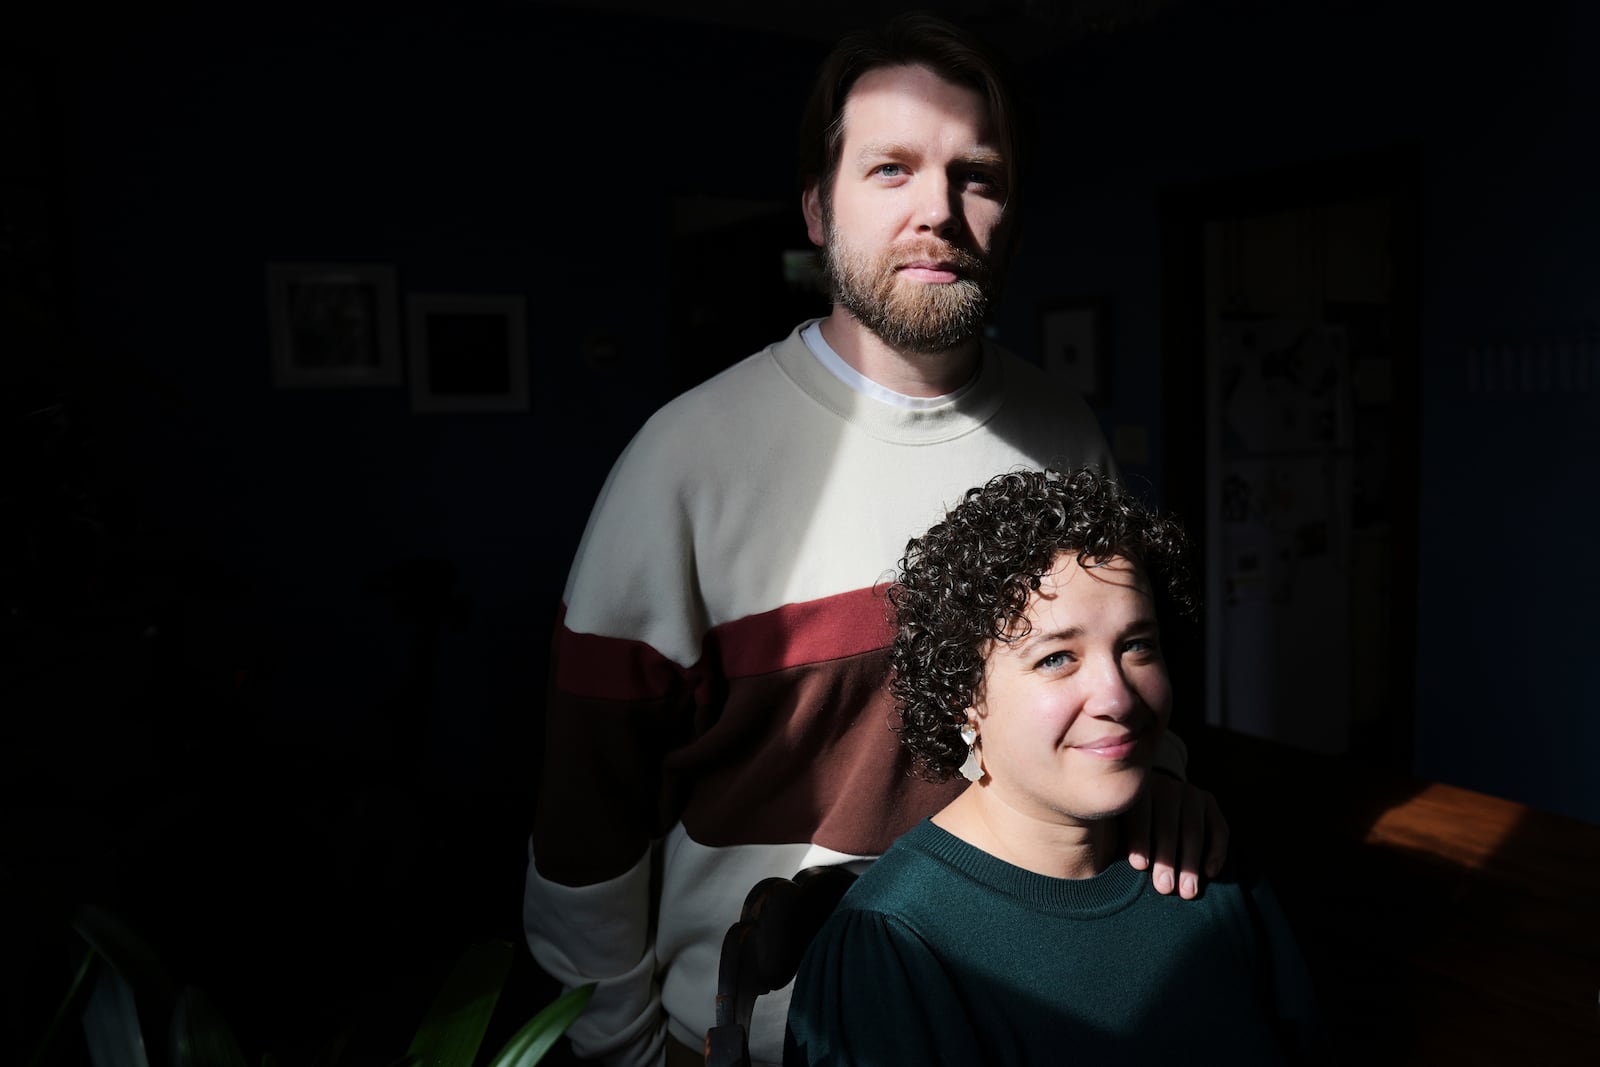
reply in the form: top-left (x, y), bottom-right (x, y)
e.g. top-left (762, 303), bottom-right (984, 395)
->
top-left (1010, 626), bottom-right (1082, 656)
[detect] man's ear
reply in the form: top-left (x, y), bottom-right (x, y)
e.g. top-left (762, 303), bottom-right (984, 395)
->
top-left (801, 184), bottom-right (825, 247)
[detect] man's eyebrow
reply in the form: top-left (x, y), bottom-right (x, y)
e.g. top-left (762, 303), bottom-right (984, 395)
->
top-left (854, 140), bottom-right (916, 163)
top-left (852, 143), bottom-right (1007, 170)
top-left (957, 149), bottom-right (1006, 168)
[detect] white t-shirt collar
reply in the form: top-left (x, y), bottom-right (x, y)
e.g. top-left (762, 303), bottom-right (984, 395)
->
top-left (800, 320), bottom-right (978, 409)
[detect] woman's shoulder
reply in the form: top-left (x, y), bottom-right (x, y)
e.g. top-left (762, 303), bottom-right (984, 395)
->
top-left (832, 822), bottom-right (957, 918)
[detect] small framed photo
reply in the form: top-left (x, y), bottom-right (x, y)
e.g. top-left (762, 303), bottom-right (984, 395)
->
top-left (407, 294), bottom-right (529, 413)
top-left (1039, 299), bottom-right (1109, 405)
top-left (267, 263), bottom-right (401, 387)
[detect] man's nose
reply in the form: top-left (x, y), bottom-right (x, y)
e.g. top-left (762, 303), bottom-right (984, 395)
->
top-left (913, 172), bottom-right (959, 237)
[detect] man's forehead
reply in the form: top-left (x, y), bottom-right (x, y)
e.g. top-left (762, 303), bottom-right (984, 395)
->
top-left (840, 63), bottom-right (998, 144)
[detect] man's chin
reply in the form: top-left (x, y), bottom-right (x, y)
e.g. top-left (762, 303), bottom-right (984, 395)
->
top-left (862, 319), bottom-right (981, 355)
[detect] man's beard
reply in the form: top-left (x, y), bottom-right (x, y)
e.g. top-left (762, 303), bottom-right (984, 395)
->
top-left (821, 219), bottom-right (995, 354)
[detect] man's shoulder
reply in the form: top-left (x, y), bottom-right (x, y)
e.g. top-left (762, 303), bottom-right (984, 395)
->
top-left (591, 325), bottom-right (814, 499)
top-left (634, 325), bottom-right (808, 434)
top-left (984, 342), bottom-right (1080, 396)
top-left (975, 342), bottom-right (1112, 466)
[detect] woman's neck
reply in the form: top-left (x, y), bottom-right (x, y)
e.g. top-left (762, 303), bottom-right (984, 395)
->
top-left (931, 785), bottom-right (1122, 880)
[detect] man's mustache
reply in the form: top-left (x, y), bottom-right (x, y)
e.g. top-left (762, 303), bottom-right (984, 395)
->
top-left (889, 240), bottom-right (990, 281)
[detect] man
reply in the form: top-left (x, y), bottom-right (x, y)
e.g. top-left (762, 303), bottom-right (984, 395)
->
top-left (524, 14), bottom-right (1226, 1066)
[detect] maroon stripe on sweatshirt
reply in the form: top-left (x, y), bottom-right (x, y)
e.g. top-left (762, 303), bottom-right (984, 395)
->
top-left (712, 586), bottom-right (896, 678)
top-left (552, 612), bottom-right (698, 702)
top-left (672, 651), bottom-right (962, 856)
top-left (552, 587), bottom-right (895, 702)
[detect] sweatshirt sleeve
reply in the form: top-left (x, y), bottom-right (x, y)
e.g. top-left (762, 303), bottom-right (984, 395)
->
top-left (784, 909), bottom-right (982, 1066)
top-left (524, 845), bottom-right (665, 1065)
top-left (523, 422), bottom-right (710, 1066)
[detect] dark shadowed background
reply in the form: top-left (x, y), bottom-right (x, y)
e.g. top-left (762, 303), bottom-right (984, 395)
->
top-left (6, 0), bottom-right (1599, 1063)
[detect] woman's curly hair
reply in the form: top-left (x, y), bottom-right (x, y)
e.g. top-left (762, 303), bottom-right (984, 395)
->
top-left (886, 467), bottom-right (1195, 783)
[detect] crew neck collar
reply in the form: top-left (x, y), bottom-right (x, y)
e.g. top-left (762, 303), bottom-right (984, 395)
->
top-left (770, 320), bottom-right (1008, 446)
top-left (800, 320), bottom-right (979, 409)
top-left (907, 819), bottom-right (1146, 915)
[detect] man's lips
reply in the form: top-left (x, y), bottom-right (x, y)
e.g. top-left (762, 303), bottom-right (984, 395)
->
top-left (895, 260), bottom-right (960, 283)
top-left (892, 237), bottom-right (988, 284)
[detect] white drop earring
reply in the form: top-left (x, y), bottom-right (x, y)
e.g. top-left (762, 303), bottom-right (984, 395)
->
top-left (958, 722), bottom-right (984, 783)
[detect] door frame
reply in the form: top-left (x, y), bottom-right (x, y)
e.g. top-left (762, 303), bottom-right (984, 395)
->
top-left (1159, 142), bottom-right (1422, 770)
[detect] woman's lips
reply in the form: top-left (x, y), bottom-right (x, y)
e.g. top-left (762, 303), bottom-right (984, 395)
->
top-left (1073, 733), bottom-right (1143, 760)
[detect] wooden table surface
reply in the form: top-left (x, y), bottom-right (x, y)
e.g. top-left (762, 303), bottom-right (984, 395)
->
top-left (1188, 727), bottom-right (1600, 1066)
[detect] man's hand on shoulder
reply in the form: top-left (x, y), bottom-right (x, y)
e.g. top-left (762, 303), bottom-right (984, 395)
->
top-left (1124, 772), bottom-right (1229, 900)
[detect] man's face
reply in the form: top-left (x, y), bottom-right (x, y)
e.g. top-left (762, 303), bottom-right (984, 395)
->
top-left (805, 64), bottom-right (1010, 354)
top-left (971, 554), bottom-right (1171, 826)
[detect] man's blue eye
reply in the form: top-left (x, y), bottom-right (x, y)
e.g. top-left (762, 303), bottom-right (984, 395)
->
top-left (876, 163), bottom-right (904, 177)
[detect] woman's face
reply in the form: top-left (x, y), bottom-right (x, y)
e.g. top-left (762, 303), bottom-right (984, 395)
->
top-left (970, 553), bottom-right (1171, 826)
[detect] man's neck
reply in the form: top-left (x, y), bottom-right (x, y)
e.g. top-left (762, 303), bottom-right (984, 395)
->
top-left (817, 306), bottom-right (982, 399)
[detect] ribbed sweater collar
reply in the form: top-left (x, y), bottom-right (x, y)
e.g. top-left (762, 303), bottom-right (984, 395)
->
top-left (906, 819), bottom-right (1147, 917)
top-left (768, 319), bottom-right (1009, 446)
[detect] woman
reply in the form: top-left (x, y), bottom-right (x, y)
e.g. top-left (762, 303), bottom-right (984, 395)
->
top-left (784, 467), bottom-right (1326, 1065)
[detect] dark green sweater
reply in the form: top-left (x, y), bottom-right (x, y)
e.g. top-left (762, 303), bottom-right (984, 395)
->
top-left (785, 820), bottom-right (1325, 1065)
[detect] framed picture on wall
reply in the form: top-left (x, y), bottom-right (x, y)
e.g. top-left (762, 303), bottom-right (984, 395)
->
top-left (266, 263), bottom-right (402, 387)
top-left (1038, 299), bottom-right (1109, 405)
top-left (406, 294), bottom-right (529, 413)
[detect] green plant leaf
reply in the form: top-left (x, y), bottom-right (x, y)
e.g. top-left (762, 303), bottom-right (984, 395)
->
top-left (485, 983), bottom-right (595, 1067)
top-left (71, 905), bottom-right (176, 1003)
top-left (405, 940), bottom-right (514, 1067)
top-left (170, 985), bottom-right (249, 1067)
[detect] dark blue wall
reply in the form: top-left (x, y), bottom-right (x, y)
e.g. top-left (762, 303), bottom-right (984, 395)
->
top-left (55, 3), bottom-right (823, 796)
top-left (51, 1), bottom-right (1600, 825)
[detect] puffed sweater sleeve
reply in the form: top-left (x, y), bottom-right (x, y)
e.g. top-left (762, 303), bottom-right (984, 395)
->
top-left (1241, 872), bottom-right (1336, 1065)
top-left (784, 908), bottom-right (982, 1067)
